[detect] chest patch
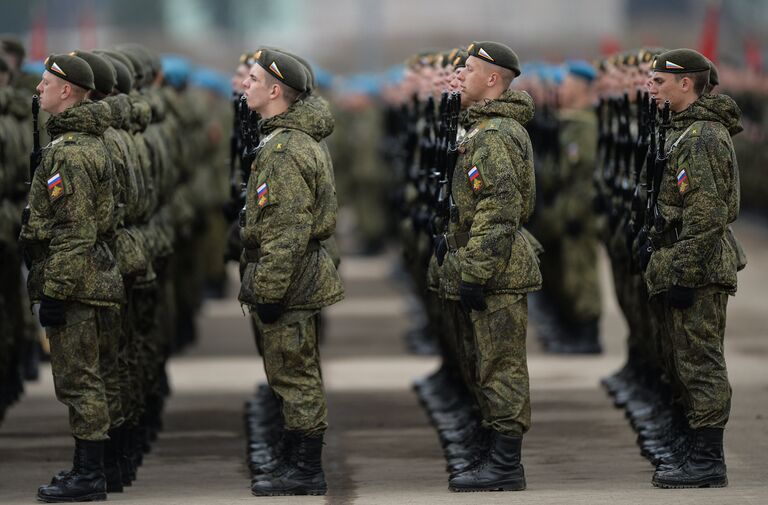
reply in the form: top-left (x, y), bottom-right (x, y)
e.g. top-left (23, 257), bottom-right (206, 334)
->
top-left (256, 182), bottom-right (269, 208)
top-left (47, 172), bottom-right (64, 201)
top-left (467, 166), bottom-right (483, 193)
top-left (676, 169), bottom-right (690, 195)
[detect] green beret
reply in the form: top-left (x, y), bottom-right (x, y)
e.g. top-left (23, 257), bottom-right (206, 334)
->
top-left (97, 50), bottom-right (134, 76)
top-left (72, 50), bottom-right (116, 95)
top-left (706, 58), bottom-right (719, 87)
top-left (271, 49), bottom-right (315, 91)
top-left (467, 41), bottom-right (521, 77)
top-left (1, 36), bottom-right (25, 62)
top-left (452, 50), bottom-right (468, 69)
top-left (44, 53), bottom-right (95, 90)
top-left (104, 55), bottom-right (133, 94)
top-left (114, 49), bottom-right (144, 84)
top-left (652, 48), bottom-right (711, 74)
top-left (253, 48), bottom-right (307, 93)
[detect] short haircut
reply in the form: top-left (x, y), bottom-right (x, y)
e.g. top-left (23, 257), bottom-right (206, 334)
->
top-left (675, 70), bottom-right (709, 96)
top-left (264, 70), bottom-right (301, 104)
top-left (498, 66), bottom-right (516, 89)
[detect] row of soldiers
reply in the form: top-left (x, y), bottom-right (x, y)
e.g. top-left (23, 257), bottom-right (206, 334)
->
top-left (384, 42), bottom-right (543, 492)
top-left (385, 42), bottom-right (745, 491)
top-left (593, 47), bottom-right (746, 488)
top-left (228, 48), bottom-right (344, 497)
top-left (0, 38), bottom-right (40, 427)
top-left (1, 37), bottom-right (231, 502)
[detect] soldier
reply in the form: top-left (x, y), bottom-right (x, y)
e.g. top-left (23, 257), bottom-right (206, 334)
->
top-left (438, 41), bottom-right (541, 492)
top-left (643, 48), bottom-right (745, 488)
top-left (238, 48), bottom-right (343, 496)
top-left (547, 60), bottom-right (602, 353)
top-left (20, 54), bottom-right (124, 502)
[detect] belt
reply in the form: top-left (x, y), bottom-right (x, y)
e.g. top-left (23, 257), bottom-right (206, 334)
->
top-left (244, 239), bottom-right (321, 262)
top-left (445, 231), bottom-right (471, 252)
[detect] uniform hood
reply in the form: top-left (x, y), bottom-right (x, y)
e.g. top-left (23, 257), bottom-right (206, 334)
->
top-left (260, 93), bottom-right (335, 142)
top-left (128, 95), bottom-right (152, 133)
top-left (464, 89), bottom-right (535, 129)
top-left (46, 99), bottom-right (111, 138)
top-left (104, 94), bottom-right (132, 130)
top-left (674, 94), bottom-right (743, 137)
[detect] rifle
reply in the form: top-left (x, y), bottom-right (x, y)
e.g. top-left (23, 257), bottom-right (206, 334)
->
top-left (637, 99), bottom-right (669, 271)
top-left (228, 93), bottom-right (241, 200)
top-left (28, 94), bottom-right (41, 184)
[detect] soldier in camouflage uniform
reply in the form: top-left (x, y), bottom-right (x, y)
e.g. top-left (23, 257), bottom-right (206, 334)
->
top-left (644, 49), bottom-right (745, 489)
top-left (238, 48), bottom-right (343, 496)
top-left (437, 41), bottom-right (542, 492)
top-left (547, 61), bottom-right (602, 353)
top-left (19, 54), bottom-right (124, 503)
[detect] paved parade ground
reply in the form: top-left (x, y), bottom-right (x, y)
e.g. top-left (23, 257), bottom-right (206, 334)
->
top-left (2, 218), bottom-right (768, 505)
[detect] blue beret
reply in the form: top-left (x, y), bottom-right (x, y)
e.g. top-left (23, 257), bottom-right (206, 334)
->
top-left (564, 59), bottom-right (596, 82)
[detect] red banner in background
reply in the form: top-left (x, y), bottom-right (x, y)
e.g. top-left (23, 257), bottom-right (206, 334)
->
top-left (698, 2), bottom-right (720, 63)
top-left (29, 7), bottom-right (47, 60)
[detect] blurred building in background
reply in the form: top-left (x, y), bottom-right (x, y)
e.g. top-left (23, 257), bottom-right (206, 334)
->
top-left (0, 0), bottom-right (766, 72)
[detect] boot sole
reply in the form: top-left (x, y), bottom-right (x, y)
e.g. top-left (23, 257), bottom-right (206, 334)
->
top-left (652, 476), bottom-right (728, 489)
top-left (449, 481), bottom-right (526, 492)
top-left (251, 488), bottom-right (327, 497)
top-left (37, 491), bottom-right (107, 503)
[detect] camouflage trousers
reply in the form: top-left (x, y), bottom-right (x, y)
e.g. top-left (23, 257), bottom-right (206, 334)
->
top-left (253, 310), bottom-right (327, 435)
top-left (651, 286), bottom-right (732, 429)
top-left (448, 294), bottom-right (531, 436)
top-left (47, 303), bottom-right (122, 441)
top-left (558, 234), bottom-right (602, 323)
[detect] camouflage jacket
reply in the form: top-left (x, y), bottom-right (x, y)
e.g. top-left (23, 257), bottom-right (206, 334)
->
top-left (239, 97), bottom-right (344, 310)
top-left (19, 100), bottom-right (124, 305)
top-left (556, 107), bottom-right (598, 229)
top-left (646, 94), bottom-right (746, 296)
top-left (441, 89), bottom-right (543, 297)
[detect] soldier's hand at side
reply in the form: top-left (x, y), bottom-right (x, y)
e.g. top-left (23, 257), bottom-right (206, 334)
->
top-left (435, 235), bottom-right (448, 266)
top-left (459, 281), bottom-right (487, 312)
top-left (39, 296), bottom-right (67, 327)
top-left (256, 302), bottom-right (285, 324)
top-left (667, 285), bottom-right (695, 309)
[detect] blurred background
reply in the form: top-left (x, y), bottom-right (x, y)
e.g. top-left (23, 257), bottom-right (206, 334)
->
top-left (1, 0), bottom-right (767, 72)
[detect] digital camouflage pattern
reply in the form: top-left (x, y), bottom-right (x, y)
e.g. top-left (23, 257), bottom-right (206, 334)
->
top-left (645, 93), bottom-right (745, 431)
top-left (441, 89), bottom-right (542, 298)
top-left (554, 107), bottom-right (602, 322)
top-left (646, 94), bottom-right (745, 296)
top-left (651, 286), bottom-right (731, 428)
top-left (253, 312), bottom-right (327, 435)
top-left (20, 99), bottom-right (124, 305)
top-left (449, 294), bottom-right (530, 435)
top-left (47, 303), bottom-right (118, 441)
top-left (239, 97), bottom-right (344, 309)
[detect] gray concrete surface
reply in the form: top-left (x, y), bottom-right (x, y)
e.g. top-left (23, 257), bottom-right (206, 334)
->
top-left (2, 219), bottom-right (768, 504)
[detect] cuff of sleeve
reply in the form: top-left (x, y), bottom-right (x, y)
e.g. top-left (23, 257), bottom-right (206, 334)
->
top-left (460, 271), bottom-right (487, 285)
top-left (43, 286), bottom-right (69, 300)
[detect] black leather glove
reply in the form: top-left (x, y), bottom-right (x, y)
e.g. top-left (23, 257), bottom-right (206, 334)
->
top-left (39, 296), bottom-right (67, 327)
top-left (256, 302), bottom-right (285, 324)
top-left (638, 238), bottom-right (653, 272)
top-left (459, 281), bottom-right (487, 312)
top-left (565, 219), bottom-right (583, 237)
top-left (667, 285), bottom-right (695, 309)
top-left (435, 235), bottom-right (448, 266)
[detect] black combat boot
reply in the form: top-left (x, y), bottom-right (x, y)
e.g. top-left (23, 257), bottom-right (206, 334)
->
top-left (38, 438), bottom-right (107, 502)
top-left (104, 429), bottom-right (124, 493)
top-left (449, 430), bottom-right (526, 492)
top-left (652, 428), bottom-right (727, 488)
top-left (251, 432), bottom-right (327, 496)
